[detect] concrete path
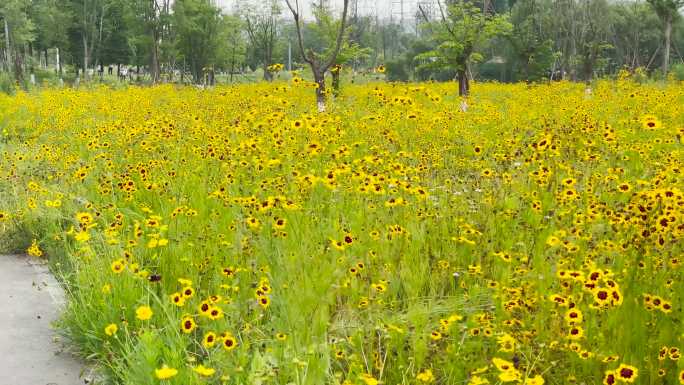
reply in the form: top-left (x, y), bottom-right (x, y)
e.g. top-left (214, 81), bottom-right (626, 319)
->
top-left (0, 254), bottom-right (86, 385)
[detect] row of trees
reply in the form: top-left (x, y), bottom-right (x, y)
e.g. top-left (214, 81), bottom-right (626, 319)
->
top-left (402, 0), bottom-right (684, 91)
top-left (0, 0), bottom-right (380, 86)
top-left (1, 0), bottom-right (683, 104)
top-left (0, 0), bottom-right (250, 84)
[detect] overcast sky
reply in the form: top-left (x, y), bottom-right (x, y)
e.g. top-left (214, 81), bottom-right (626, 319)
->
top-left (215, 0), bottom-right (419, 21)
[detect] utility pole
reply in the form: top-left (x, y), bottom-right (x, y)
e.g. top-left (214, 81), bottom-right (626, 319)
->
top-left (288, 40), bottom-right (292, 71)
top-left (56, 48), bottom-right (61, 73)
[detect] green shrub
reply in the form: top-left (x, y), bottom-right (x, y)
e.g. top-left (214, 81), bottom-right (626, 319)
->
top-left (0, 72), bottom-right (16, 95)
top-left (385, 59), bottom-right (409, 82)
top-left (672, 64), bottom-right (684, 81)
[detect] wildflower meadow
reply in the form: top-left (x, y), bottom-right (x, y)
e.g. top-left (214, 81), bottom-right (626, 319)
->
top-left (0, 77), bottom-right (682, 385)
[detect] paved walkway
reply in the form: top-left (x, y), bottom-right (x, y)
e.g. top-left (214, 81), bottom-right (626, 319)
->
top-left (0, 254), bottom-right (85, 385)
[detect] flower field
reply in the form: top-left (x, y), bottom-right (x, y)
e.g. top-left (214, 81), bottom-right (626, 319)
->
top-left (0, 79), bottom-right (682, 385)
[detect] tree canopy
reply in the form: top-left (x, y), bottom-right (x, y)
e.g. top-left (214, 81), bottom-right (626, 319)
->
top-left (0, 0), bottom-right (683, 90)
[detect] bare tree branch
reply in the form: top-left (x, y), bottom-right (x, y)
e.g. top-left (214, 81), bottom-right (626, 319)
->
top-left (323, 0), bottom-right (350, 70)
top-left (436, 0), bottom-right (456, 37)
top-left (417, 4), bottom-right (431, 24)
top-left (284, 0), bottom-right (313, 65)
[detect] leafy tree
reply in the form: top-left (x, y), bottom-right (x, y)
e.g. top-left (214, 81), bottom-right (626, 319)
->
top-left (32, 0), bottom-right (72, 72)
top-left (376, 22), bottom-right (407, 62)
top-left (330, 43), bottom-right (371, 94)
top-left (3, 0), bottom-right (683, 86)
top-left (550, 0), bottom-right (616, 81)
top-left (306, 7), bottom-right (371, 95)
top-left (0, 0), bottom-right (35, 81)
top-left (69, 0), bottom-right (114, 77)
top-left (241, 0), bottom-right (280, 81)
top-left (344, 15), bottom-right (384, 67)
top-left (507, 0), bottom-right (554, 81)
top-left (646, 0), bottom-right (684, 73)
top-left (97, 1), bottom-right (128, 73)
top-left (285, 0), bottom-right (351, 112)
top-left (123, 0), bottom-right (172, 82)
top-left (416, 0), bottom-right (512, 97)
top-left (610, 1), bottom-right (661, 71)
top-left (173, 0), bottom-right (221, 84)
top-left (347, 14), bottom-right (375, 65)
top-left (577, 0), bottom-right (613, 81)
top-left (216, 14), bottom-right (247, 82)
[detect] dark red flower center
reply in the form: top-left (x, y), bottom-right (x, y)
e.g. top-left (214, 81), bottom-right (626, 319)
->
top-left (620, 368), bottom-right (634, 378)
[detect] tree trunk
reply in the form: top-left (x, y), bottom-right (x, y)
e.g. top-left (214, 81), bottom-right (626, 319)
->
top-left (521, 55), bottom-right (530, 82)
top-left (457, 68), bottom-right (469, 97)
top-left (229, 45), bottom-right (236, 83)
top-left (83, 35), bottom-right (90, 81)
top-left (381, 28), bottom-right (387, 61)
top-left (583, 54), bottom-right (593, 82)
top-left (663, 14), bottom-right (672, 75)
top-left (4, 19), bottom-right (12, 73)
top-left (570, 38), bottom-right (577, 81)
top-left (314, 69), bottom-right (326, 112)
top-left (150, 30), bottom-right (161, 83)
top-left (457, 63), bottom-right (469, 112)
top-left (150, 45), bottom-right (160, 83)
top-left (331, 68), bottom-right (340, 97)
top-left (263, 63), bottom-right (273, 81)
top-left (27, 44), bottom-right (34, 82)
top-left (13, 51), bottom-right (24, 84)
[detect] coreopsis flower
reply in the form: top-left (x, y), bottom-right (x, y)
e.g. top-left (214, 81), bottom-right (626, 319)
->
top-left (615, 364), bottom-right (638, 383)
top-left (135, 306), bottom-right (153, 321)
top-left (27, 239), bottom-right (43, 257)
top-left (155, 365), bottom-right (178, 380)
top-left (416, 369), bottom-right (435, 383)
top-left (104, 323), bottom-right (118, 336)
top-left (193, 364), bottom-right (215, 377)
